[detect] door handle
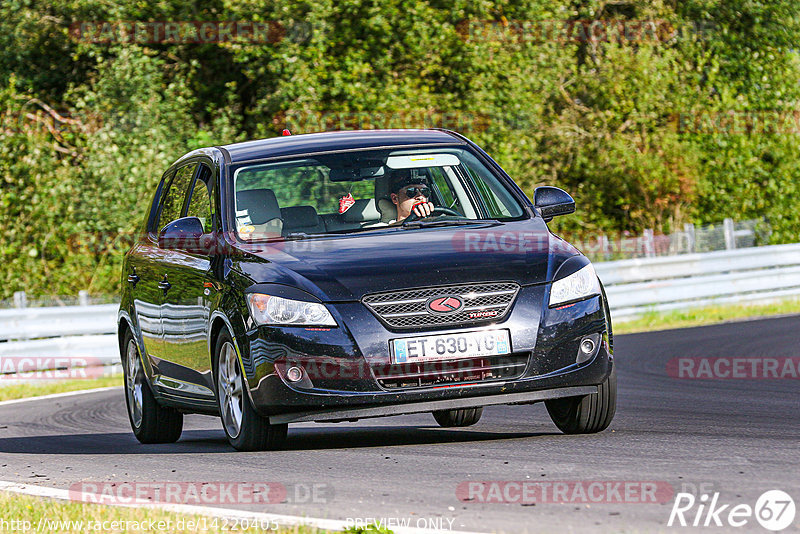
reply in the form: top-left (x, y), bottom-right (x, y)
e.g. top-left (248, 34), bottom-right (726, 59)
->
top-left (127, 269), bottom-right (140, 287)
top-left (158, 277), bottom-right (171, 294)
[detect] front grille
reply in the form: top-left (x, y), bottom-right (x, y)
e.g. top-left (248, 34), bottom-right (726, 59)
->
top-left (372, 353), bottom-right (529, 390)
top-left (362, 282), bottom-right (520, 329)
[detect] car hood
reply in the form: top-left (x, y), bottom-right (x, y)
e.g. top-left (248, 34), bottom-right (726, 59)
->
top-left (232, 218), bottom-right (580, 302)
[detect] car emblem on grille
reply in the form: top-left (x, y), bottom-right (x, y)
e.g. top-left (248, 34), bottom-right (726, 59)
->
top-left (427, 296), bottom-right (463, 314)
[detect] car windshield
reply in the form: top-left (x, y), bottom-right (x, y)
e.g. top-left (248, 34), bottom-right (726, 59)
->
top-left (229, 147), bottom-right (525, 240)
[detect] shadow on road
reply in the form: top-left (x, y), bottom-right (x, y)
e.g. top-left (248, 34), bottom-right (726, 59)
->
top-left (0, 426), bottom-right (557, 455)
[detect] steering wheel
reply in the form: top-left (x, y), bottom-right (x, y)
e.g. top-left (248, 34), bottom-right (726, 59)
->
top-left (403, 206), bottom-right (464, 223)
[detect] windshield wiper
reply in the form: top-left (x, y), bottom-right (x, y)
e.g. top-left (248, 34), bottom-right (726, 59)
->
top-left (401, 218), bottom-right (504, 229)
top-left (261, 232), bottom-right (331, 242)
top-left (401, 219), bottom-right (474, 229)
top-left (284, 232), bottom-right (335, 240)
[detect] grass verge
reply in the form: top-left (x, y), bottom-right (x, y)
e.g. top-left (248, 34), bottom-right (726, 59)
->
top-left (0, 375), bottom-right (122, 402)
top-left (0, 492), bottom-right (335, 533)
top-left (614, 298), bottom-right (800, 334)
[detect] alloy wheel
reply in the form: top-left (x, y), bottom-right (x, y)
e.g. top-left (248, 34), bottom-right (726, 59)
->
top-left (125, 339), bottom-right (144, 428)
top-left (218, 341), bottom-right (244, 438)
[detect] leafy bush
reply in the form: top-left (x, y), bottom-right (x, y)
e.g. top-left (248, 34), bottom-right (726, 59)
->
top-left (0, 0), bottom-right (799, 299)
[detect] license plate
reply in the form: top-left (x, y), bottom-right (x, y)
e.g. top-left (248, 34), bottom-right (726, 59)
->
top-left (391, 330), bottom-right (511, 364)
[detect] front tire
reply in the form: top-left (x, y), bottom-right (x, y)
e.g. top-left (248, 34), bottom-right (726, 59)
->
top-left (122, 331), bottom-right (183, 444)
top-left (545, 366), bottom-right (616, 434)
top-left (214, 330), bottom-right (287, 451)
top-left (432, 407), bottom-right (483, 427)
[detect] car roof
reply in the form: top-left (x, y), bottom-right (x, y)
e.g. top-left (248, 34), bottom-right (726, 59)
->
top-left (219, 129), bottom-right (465, 163)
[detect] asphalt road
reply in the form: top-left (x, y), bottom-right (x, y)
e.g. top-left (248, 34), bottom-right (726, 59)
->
top-left (1, 315), bottom-right (799, 533)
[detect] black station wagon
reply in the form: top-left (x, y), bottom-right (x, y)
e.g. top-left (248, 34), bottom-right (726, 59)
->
top-left (118, 129), bottom-right (616, 451)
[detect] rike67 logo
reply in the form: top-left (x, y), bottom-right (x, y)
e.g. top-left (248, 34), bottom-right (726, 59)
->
top-left (668, 490), bottom-right (796, 531)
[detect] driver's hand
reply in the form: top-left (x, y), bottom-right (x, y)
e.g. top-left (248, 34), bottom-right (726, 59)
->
top-left (411, 202), bottom-right (434, 218)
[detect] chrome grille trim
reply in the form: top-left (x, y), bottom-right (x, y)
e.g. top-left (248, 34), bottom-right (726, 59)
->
top-left (362, 282), bottom-right (520, 329)
top-left (372, 352), bottom-right (530, 390)
top-left (466, 289), bottom-right (517, 298)
top-left (370, 298), bottom-right (428, 307)
top-left (382, 311), bottom-right (431, 318)
top-left (378, 361), bottom-right (527, 381)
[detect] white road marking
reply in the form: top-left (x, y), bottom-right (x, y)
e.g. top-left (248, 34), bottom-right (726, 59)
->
top-left (0, 386), bottom-right (121, 407)
top-left (0, 480), bottom-right (481, 534)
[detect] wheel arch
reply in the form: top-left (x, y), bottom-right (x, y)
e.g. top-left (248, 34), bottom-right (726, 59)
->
top-left (208, 314), bottom-right (228, 393)
top-left (117, 311), bottom-right (135, 359)
top-left (208, 310), bottom-right (259, 407)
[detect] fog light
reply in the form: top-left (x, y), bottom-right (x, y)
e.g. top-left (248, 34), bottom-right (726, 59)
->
top-left (286, 366), bottom-right (303, 382)
top-left (576, 334), bottom-right (600, 365)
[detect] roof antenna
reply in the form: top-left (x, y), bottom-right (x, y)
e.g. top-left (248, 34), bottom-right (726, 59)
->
top-left (281, 129), bottom-right (292, 136)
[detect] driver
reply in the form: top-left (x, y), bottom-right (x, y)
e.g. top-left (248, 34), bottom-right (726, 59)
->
top-left (389, 169), bottom-right (435, 224)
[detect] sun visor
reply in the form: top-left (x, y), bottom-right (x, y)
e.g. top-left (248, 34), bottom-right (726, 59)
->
top-left (386, 154), bottom-right (461, 169)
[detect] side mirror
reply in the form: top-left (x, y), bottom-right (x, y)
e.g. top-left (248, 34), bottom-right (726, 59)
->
top-left (158, 217), bottom-right (206, 252)
top-left (534, 186), bottom-right (575, 222)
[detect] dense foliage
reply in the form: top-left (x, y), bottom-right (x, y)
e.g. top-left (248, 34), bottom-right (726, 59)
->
top-left (1, 0), bottom-right (798, 298)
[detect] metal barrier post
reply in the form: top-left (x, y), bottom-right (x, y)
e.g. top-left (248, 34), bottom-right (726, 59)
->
top-left (13, 291), bottom-right (27, 309)
top-left (724, 218), bottom-right (736, 250)
top-left (683, 223), bottom-right (696, 253)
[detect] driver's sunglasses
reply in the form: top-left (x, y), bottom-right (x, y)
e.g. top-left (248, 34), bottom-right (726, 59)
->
top-left (402, 186), bottom-right (430, 199)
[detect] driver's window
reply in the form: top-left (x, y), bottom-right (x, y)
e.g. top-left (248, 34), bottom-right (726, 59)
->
top-left (441, 166), bottom-right (477, 218)
top-left (185, 165), bottom-right (214, 232)
top-left (428, 167), bottom-right (459, 211)
top-left (157, 163), bottom-right (197, 233)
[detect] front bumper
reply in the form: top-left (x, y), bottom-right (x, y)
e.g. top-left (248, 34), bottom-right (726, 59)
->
top-left (268, 384), bottom-right (599, 424)
top-left (240, 285), bottom-right (613, 420)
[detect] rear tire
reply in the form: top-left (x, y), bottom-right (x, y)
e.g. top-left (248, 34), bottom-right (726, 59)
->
top-left (214, 330), bottom-right (288, 451)
top-left (122, 330), bottom-right (183, 444)
top-left (432, 407), bottom-right (483, 427)
top-left (545, 366), bottom-right (616, 434)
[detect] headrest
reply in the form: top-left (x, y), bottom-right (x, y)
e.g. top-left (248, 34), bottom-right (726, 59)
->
top-left (389, 168), bottom-right (430, 193)
top-left (280, 206), bottom-right (320, 228)
top-left (373, 175), bottom-right (395, 223)
top-left (374, 175), bottom-right (391, 202)
top-left (343, 198), bottom-right (381, 222)
top-left (236, 188), bottom-right (281, 225)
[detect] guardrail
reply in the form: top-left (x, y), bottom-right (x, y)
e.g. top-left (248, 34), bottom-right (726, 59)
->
top-left (0, 304), bottom-right (119, 367)
top-left (0, 304), bottom-right (118, 341)
top-left (2, 243), bottom-right (799, 370)
top-left (594, 243), bottom-right (800, 320)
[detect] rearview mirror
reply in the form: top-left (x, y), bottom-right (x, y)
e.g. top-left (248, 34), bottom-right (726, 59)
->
top-left (534, 186), bottom-right (575, 222)
top-left (158, 217), bottom-right (206, 252)
top-left (328, 165), bottom-right (385, 181)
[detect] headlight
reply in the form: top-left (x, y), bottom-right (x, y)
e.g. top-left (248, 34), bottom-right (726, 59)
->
top-left (246, 294), bottom-right (337, 326)
top-left (549, 264), bottom-right (601, 307)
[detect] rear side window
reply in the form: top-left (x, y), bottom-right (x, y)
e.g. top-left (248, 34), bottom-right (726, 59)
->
top-left (157, 163), bottom-right (197, 232)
